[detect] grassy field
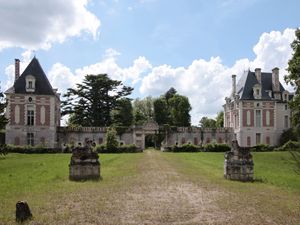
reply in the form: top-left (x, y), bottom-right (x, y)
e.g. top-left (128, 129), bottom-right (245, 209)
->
top-left (0, 150), bottom-right (299, 224)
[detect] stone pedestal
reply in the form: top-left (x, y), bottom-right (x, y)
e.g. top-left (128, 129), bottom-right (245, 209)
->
top-left (69, 142), bottom-right (100, 181)
top-left (16, 201), bottom-right (32, 223)
top-left (224, 140), bottom-right (254, 181)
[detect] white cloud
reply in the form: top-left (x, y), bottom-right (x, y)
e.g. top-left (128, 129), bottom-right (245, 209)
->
top-left (3, 50), bottom-right (34, 91)
top-left (0, 0), bottom-right (100, 50)
top-left (139, 28), bottom-right (295, 124)
top-left (47, 49), bottom-right (152, 94)
top-left (4, 28), bottom-right (295, 126)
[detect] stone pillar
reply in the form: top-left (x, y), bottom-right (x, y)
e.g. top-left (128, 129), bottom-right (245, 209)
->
top-left (224, 140), bottom-right (254, 181)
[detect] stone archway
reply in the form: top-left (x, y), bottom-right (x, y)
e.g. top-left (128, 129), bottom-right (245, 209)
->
top-left (133, 120), bottom-right (159, 150)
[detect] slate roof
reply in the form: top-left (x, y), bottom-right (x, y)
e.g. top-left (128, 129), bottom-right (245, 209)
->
top-left (8, 57), bottom-right (55, 95)
top-left (236, 70), bottom-right (285, 100)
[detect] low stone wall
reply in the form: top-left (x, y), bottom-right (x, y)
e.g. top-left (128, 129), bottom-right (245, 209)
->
top-left (224, 140), bottom-right (254, 181)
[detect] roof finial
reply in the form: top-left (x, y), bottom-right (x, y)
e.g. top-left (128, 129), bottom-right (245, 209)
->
top-left (33, 50), bottom-right (36, 58)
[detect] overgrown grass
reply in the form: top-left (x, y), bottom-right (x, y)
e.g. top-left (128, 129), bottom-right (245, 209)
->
top-left (0, 153), bottom-right (143, 223)
top-left (0, 151), bottom-right (299, 224)
top-left (162, 151), bottom-right (300, 192)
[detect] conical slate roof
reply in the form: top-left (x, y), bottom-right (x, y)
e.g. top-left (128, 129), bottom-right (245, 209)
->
top-left (12, 57), bottom-right (55, 95)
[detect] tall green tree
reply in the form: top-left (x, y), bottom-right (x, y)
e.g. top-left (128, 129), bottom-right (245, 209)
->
top-left (215, 111), bottom-right (224, 127)
top-left (153, 97), bottom-right (169, 125)
top-left (111, 98), bottom-right (133, 126)
top-left (0, 89), bottom-right (8, 130)
top-left (133, 96), bottom-right (154, 125)
top-left (199, 117), bottom-right (216, 128)
top-left (169, 95), bottom-right (191, 127)
top-left (165, 87), bottom-right (177, 103)
top-left (285, 28), bottom-right (300, 135)
top-left (62, 74), bottom-right (133, 126)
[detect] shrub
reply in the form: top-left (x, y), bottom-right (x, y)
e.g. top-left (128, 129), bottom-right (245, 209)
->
top-left (274, 140), bottom-right (300, 151)
top-left (4, 145), bottom-right (62, 153)
top-left (96, 144), bottom-right (140, 153)
top-left (94, 144), bottom-right (106, 153)
top-left (251, 144), bottom-right (273, 152)
top-left (0, 144), bottom-right (7, 156)
top-left (166, 144), bottom-right (202, 152)
top-left (279, 128), bottom-right (298, 146)
top-left (203, 143), bottom-right (230, 152)
top-left (106, 127), bottom-right (119, 152)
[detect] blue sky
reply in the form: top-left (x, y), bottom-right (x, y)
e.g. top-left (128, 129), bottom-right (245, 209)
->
top-left (0, 0), bottom-right (299, 124)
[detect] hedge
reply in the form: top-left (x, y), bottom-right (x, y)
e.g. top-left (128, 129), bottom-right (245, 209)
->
top-left (3, 145), bottom-right (62, 154)
top-left (274, 140), bottom-right (300, 151)
top-left (95, 144), bottom-right (141, 153)
top-left (203, 143), bottom-right (231, 152)
top-left (250, 144), bottom-right (274, 152)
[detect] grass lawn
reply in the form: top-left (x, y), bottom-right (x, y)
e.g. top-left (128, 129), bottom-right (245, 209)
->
top-left (162, 151), bottom-right (300, 192)
top-left (0, 150), bottom-right (299, 224)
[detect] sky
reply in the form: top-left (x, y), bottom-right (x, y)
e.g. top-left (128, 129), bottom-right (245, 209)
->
top-left (0, 0), bottom-right (299, 125)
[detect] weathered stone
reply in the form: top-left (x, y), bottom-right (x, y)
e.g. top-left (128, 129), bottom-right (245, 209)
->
top-left (16, 201), bottom-right (32, 223)
top-left (69, 140), bottom-right (101, 181)
top-left (224, 140), bottom-right (254, 182)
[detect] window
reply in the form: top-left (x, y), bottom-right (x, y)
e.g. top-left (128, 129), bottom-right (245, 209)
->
top-left (256, 89), bottom-right (260, 96)
top-left (266, 110), bottom-right (270, 126)
top-left (27, 133), bottom-right (34, 146)
top-left (246, 110), bottom-right (251, 126)
top-left (256, 133), bottom-right (261, 145)
top-left (27, 110), bottom-right (34, 125)
top-left (255, 110), bottom-right (261, 127)
top-left (25, 75), bottom-right (35, 92)
top-left (285, 105), bottom-right (288, 110)
top-left (284, 115), bottom-right (289, 128)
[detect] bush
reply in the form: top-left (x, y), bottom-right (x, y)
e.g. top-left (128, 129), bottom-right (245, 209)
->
top-left (96, 144), bottom-right (140, 153)
top-left (165, 144), bottom-right (202, 152)
top-left (0, 144), bottom-right (7, 156)
top-left (203, 143), bottom-right (230, 152)
top-left (4, 144), bottom-right (62, 153)
top-left (274, 140), bottom-right (300, 151)
top-left (106, 127), bottom-right (119, 152)
top-left (251, 144), bottom-right (273, 152)
top-left (279, 128), bottom-right (298, 146)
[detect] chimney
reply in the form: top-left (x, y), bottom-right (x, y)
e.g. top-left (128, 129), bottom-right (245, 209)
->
top-left (255, 68), bottom-right (261, 84)
top-left (232, 74), bottom-right (236, 96)
top-left (272, 67), bottom-right (280, 92)
top-left (15, 59), bottom-right (20, 81)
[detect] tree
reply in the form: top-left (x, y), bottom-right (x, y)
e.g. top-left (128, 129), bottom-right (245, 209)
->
top-left (133, 96), bottom-right (154, 125)
top-left (168, 95), bottom-right (191, 127)
top-left (199, 117), bottom-right (216, 128)
top-left (0, 89), bottom-right (8, 130)
top-left (285, 28), bottom-right (300, 136)
top-left (105, 127), bottom-right (119, 152)
top-left (215, 111), bottom-right (224, 127)
top-left (153, 98), bottom-right (169, 125)
top-left (165, 87), bottom-right (177, 103)
top-left (111, 98), bottom-right (133, 126)
top-left (62, 74), bottom-right (133, 127)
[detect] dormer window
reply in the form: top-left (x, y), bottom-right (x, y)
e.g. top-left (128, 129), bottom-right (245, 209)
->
top-left (282, 91), bottom-right (289, 101)
top-left (253, 84), bottom-right (262, 99)
top-left (26, 75), bottom-right (36, 92)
